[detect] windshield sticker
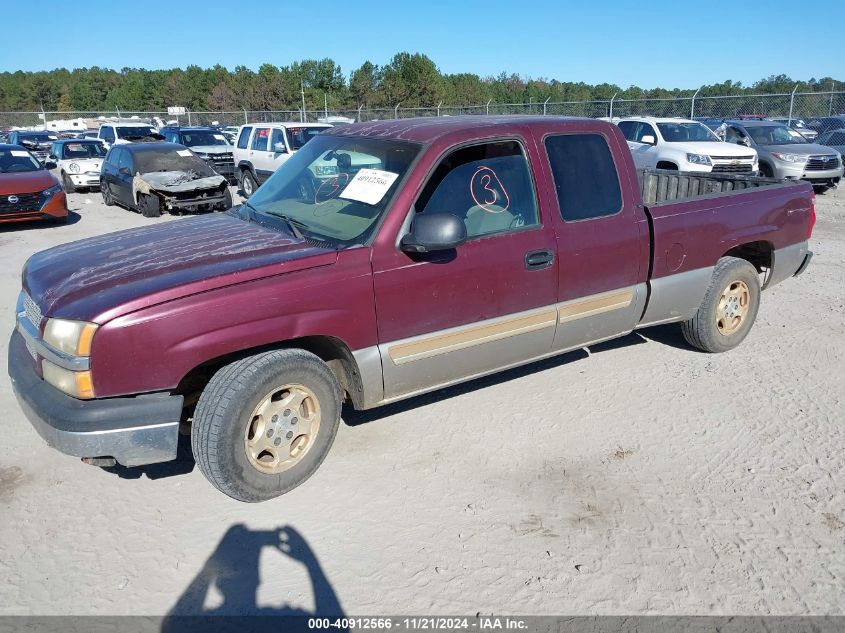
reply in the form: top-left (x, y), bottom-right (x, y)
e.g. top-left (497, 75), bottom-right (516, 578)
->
top-left (176, 149), bottom-right (192, 157)
top-left (315, 173), bottom-right (351, 207)
top-left (10, 150), bottom-right (29, 157)
top-left (213, 134), bottom-right (226, 141)
top-left (470, 166), bottom-right (510, 213)
top-left (339, 168), bottom-right (399, 205)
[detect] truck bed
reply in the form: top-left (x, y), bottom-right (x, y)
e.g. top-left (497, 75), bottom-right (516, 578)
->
top-left (639, 169), bottom-right (791, 206)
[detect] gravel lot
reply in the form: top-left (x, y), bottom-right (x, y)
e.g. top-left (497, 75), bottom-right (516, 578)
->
top-left (1, 185), bottom-right (843, 616)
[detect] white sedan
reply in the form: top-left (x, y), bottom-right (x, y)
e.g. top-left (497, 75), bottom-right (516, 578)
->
top-left (48, 139), bottom-right (107, 192)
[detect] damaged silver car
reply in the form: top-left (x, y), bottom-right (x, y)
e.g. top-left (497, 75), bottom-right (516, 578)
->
top-left (100, 142), bottom-right (233, 217)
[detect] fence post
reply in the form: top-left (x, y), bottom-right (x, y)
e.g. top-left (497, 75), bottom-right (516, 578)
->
top-left (543, 97), bottom-right (550, 116)
top-left (830, 81), bottom-right (835, 116)
top-left (690, 87), bottom-right (701, 118)
top-left (788, 84), bottom-right (798, 125)
top-left (437, 101), bottom-right (442, 117)
top-left (609, 92), bottom-right (618, 119)
top-left (486, 99), bottom-right (491, 115)
top-left (394, 103), bottom-right (400, 119)
top-left (357, 104), bottom-right (363, 122)
top-left (243, 108), bottom-right (248, 124)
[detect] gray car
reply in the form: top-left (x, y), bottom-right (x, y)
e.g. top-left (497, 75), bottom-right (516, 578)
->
top-left (717, 120), bottom-right (842, 192)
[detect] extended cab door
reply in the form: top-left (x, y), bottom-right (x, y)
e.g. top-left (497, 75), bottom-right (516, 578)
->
top-left (534, 125), bottom-right (650, 352)
top-left (371, 137), bottom-right (559, 400)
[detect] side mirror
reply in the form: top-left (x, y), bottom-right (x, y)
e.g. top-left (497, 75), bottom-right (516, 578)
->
top-left (640, 134), bottom-right (656, 145)
top-left (400, 213), bottom-right (467, 253)
top-left (44, 161), bottom-right (57, 170)
top-left (119, 167), bottom-right (131, 176)
top-left (48, 154), bottom-right (57, 160)
top-left (273, 142), bottom-right (287, 153)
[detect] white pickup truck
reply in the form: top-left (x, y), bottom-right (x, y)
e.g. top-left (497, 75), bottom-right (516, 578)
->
top-left (616, 117), bottom-right (759, 175)
top-left (232, 122), bottom-right (331, 196)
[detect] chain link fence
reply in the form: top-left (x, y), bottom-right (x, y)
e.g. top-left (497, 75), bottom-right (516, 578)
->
top-left (2, 92), bottom-right (843, 130)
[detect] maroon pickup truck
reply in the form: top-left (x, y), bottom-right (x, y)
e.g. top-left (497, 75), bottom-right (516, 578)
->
top-left (8, 117), bottom-right (815, 502)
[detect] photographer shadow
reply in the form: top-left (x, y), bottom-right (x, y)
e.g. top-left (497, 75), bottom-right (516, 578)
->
top-left (161, 524), bottom-right (344, 632)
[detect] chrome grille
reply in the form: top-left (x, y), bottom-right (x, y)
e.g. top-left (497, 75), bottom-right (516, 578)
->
top-left (23, 293), bottom-right (43, 328)
top-left (0, 192), bottom-right (42, 213)
top-left (711, 164), bottom-right (754, 174)
top-left (806, 155), bottom-right (840, 171)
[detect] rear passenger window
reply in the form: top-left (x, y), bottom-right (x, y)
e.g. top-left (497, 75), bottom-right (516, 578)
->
top-left (237, 127), bottom-right (252, 149)
top-left (251, 128), bottom-right (270, 151)
top-left (416, 140), bottom-right (538, 239)
top-left (545, 134), bottom-right (622, 222)
top-left (617, 121), bottom-right (637, 141)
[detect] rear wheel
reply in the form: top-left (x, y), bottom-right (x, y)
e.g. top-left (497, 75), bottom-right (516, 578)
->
top-left (241, 170), bottom-right (257, 198)
top-left (217, 187), bottom-right (233, 211)
top-left (191, 349), bottom-right (343, 502)
top-left (139, 193), bottom-right (161, 218)
top-left (681, 256), bottom-right (761, 353)
top-left (61, 172), bottom-right (76, 193)
top-left (101, 181), bottom-right (115, 206)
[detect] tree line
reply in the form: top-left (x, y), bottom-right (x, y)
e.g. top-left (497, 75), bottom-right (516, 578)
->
top-left (0, 52), bottom-right (840, 113)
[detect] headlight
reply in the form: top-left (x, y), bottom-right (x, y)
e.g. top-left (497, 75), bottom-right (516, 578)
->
top-left (41, 360), bottom-right (95, 399)
top-left (686, 153), bottom-right (712, 165)
top-left (43, 318), bottom-right (98, 356)
top-left (68, 162), bottom-right (80, 173)
top-left (198, 153), bottom-right (210, 160)
top-left (42, 183), bottom-right (62, 196)
top-left (771, 152), bottom-right (808, 164)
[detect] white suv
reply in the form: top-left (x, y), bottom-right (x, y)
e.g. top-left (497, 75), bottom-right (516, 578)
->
top-left (97, 121), bottom-right (159, 149)
top-left (616, 117), bottom-right (758, 175)
top-left (233, 122), bottom-right (332, 196)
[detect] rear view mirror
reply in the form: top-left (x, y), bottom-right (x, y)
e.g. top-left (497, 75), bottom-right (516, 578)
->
top-left (401, 213), bottom-right (467, 253)
top-left (273, 142), bottom-right (287, 153)
top-left (119, 167), bottom-right (131, 176)
top-left (640, 135), bottom-right (656, 145)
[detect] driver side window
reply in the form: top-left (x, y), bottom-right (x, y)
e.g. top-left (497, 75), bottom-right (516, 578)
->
top-left (415, 140), bottom-right (538, 239)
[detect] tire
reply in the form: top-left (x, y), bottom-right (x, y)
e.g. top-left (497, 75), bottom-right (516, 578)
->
top-left (657, 162), bottom-right (678, 171)
top-left (241, 170), bottom-right (257, 198)
top-left (191, 349), bottom-right (343, 502)
top-left (217, 187), bottom-right (233, 211)
top-left (101, 182), bottom-right (115, 206)
top-left (759, 163), bottom-right (774, 178)
top-left (813, 185), bottom-right (831, 195)
top-left (61, 172), bottom-right (76, 193)
top-left (681, 256), bottom-right (761, 353)
top-left (139, 193), bottom-right (162, 218)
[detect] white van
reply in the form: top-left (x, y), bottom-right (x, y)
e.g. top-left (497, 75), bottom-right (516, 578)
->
top-left (233, 122), bottom-right (332, 196)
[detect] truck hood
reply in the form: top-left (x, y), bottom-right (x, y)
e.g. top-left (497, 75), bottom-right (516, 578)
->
top-left (680, 142), bottom-right (755, 157)
top-left (22, 212), bottom-right (338, 323)
top-left (0, 169), bottom-right (57, 195)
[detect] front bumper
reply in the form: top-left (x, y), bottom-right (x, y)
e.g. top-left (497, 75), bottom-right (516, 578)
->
top-left (163, 192), bottom-right (229, 212)
top-left (775, 163), bottom-right (842, 184)
top-left (69, 172), bottom-right (101, 188)
top-left (7, 330), bottom-right (183, 467)
top-left (0, 191), bottom-right (67, 224)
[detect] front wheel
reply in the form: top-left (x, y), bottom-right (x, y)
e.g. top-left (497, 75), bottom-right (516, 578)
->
top-left (681, 256), bottom-right (761, 353)
top-left (241, 170), bottom-right (257, 198)
top-left (101, 181), bottom-right (115, 206)
top-left (191, 349), bottom-right (342, 502)
top-left (139, 193), bottom-right (161, 218)
top-left (61, 172), bottom-right (76, 193)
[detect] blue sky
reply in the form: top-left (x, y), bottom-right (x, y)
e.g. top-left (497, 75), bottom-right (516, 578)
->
top-left (2, 0), bottom-right (842, 88)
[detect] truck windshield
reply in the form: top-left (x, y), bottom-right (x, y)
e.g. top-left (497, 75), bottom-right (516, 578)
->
top-left (656, 122), bottom-right (720, 142)
top-left (244, 134), bottom-right (421, 246)
top-left (746, 125), bottom-right (808, 146)
top-left (180, 131), bottom-right (229, 147)
top-left (116, 126), bottom-right (156, 140)
top-left (285, 126), bottom-right (328, 150)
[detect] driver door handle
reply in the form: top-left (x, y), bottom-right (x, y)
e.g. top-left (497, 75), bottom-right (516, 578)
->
top-left (524, 249), bottom-right (554, 271)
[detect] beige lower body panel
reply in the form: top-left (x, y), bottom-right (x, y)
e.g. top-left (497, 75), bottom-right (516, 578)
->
top-left (376, 283), bottom-right (647, 404)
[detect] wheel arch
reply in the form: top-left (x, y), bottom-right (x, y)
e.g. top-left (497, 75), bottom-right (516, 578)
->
top-left (721, 240), bottom-right (774, 274)
top-left (175, 334), bottom-right (368, 410)
top-left (656, 160), bottom-right (679, 170)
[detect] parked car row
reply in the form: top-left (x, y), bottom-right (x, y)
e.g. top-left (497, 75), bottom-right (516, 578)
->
top-left (615, 116), bottom-right (843, 192)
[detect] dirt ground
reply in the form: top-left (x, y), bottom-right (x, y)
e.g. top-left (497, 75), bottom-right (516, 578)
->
top-left (0, 185), bottom-right (843, 617)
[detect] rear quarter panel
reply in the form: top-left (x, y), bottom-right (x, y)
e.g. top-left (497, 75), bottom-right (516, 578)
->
top-left (648, 182), bottom-right (812, 280)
